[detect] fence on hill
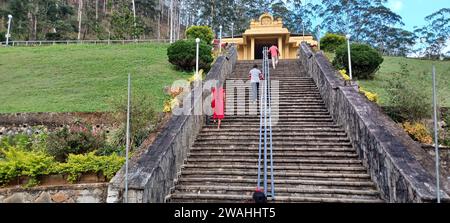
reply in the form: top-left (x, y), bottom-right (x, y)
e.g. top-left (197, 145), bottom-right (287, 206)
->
top-left (0, 39), bottom-right (170, 47)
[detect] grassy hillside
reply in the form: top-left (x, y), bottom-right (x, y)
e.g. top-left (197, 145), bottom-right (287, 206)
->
top-left (358, 57), bottom-right (450, 107)
top-left (325, 52), bottom-right (450, 107)
top-left (0, 43), bottom-right (188, 113)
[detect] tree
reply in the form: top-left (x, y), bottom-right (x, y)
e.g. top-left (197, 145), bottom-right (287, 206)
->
top-left (317, 0), bottom-right (404, 49)
top-left (110, 3), bottom-right (144, 39)
top-left (415, 8), bottom-right (450, 59)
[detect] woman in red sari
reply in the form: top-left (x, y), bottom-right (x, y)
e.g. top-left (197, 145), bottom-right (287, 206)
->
top-left (211, 87), bottom-right (225, 129)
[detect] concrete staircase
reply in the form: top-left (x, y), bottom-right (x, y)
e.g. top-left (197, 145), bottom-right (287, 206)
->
top-left (165, 60), bottom-right (384, 203)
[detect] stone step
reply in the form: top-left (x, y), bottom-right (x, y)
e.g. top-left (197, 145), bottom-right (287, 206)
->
top-left (186, 158), bottom-right (362, 165)
top-left (215, 119), bottom-right (334, 123)
top-left (198, 132), bottom-right (346, 137)
top-left (193, 141), bottom-right (352, 147)
top-left (189, 146), bottom-right (355, 153)
top-left (222, 114), bottom-right (332, 118)
top-left (171, 185), bottom-right (380, 200)
top-left (176, 177), bottom-right (376, 188)
top-left (179, 170), bottom-right (370, 179)
top-left (187, 152), bottom-right (358, 159)
top-left (166, 193), bottom-right (383, 203)
top-left (181, 164), bottom-right (368, 173)
top-left (201, 127), bottom-right (344, 132)
top-left (195, 136), bottom-right (350, 142)
top-left (205, 123), bottom-right (341, 128)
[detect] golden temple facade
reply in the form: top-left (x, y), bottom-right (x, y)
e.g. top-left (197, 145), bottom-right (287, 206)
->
top-left (222, 13), bottom-right (317, 60)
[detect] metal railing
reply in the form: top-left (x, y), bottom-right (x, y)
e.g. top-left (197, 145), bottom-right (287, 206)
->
top-left (1, 39), bottom-right (170, 47)
top-left (257, 46), bottom-right (275, 200)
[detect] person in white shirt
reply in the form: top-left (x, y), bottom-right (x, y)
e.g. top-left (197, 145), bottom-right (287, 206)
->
top-left (249, 64), bottom-right (264, 103)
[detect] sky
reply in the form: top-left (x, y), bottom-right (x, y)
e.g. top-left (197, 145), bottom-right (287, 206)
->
top-left (386, 0), bottom-right (450, 54)
top-left (306, 0), bottom-right (450, 54)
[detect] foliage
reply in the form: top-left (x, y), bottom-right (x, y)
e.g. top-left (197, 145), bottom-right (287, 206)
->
top-left (0, 146), bottom-right (55, 186)
top-left (0, 146), bottom-right (124, 186)
top-left (0, 128), bottom-right (48, 153)
top-left (55, 152), bottom-right (124, 183)
top-left (109, 92), bottom-right (158, 150)
top-left (359, 87), bottom-right (379, 104)
top-left (338, 69), bottom-right (379, 103)
top-left (320, 33), bottom-right (346, 52)
top-left (0, 31), bottom-right (5, 42)
top-left (338, 69), bottom-right (351, 81)
top-left (45, 32), bottom-right (63, 41)
top-left (317, 0), bottom-right (405, 54)
top-left (384, 63), bottom-right (432, 122)
top-left (111, 3), bottom-right (145, 40)
top-left (46, 123), bottom-right (106, 162)
top-left (185, 26), bottom-right (214, 45)
top-left (402, 122), bottom-right (433, 144)
top-left (167, 39), bottom-right (213, 72)
top-left (333, 43), bottom-right (384, 79)
top-left (414, 8), bottom-right (450, 59)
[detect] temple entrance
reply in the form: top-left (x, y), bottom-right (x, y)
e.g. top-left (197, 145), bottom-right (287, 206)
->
top-left (255, 38), bottom-right (278, 59)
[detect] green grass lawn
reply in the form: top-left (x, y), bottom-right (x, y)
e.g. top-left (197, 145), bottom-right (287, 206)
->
top-left (358, 57), bottom-right (450, 107)
top-left (0, 43), bottom-right (188, 113)
top-left (324, 52), bottom-right (450, 107)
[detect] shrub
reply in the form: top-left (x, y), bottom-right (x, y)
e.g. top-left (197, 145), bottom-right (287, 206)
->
top-left (185, 26), bottom-right (214, 45)
top-left (55, 152), bottom-right (125, 183)
top-left (0, 31), bottom-right (5, 42)
top-left (338, 69), bottom-right (351, 81)
top-left (320, 33), bottom-right (346, 52)
top-left (45, 32), bottom-right (63, 40)
top-left (0, 146), bottom-right (55, 186)
top-left (402, 122), bottom-right (433, 144)
top-left (46, 122), bottom-right (106, 162)
top-left (333, 43), bottom-right (384, 80)
top-left (385, 63), bottom-right (431, 122)
top-left (359, 87), bottom-right (379, 104)
top-left (167, 39), bottom-right (213, 72)
top-left (108, 93), bottom-right (158, 151)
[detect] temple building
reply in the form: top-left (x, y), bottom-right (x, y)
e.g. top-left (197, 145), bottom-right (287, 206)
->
top-left (222, 13), bottom-right (318, 60)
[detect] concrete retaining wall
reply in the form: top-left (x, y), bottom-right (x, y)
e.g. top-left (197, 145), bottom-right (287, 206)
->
top-left (0, 183), bottom-right (108, 203)
top-left (298, 43), bottom-right (450, 203)
top-left (107, 47), bottom-right (238, 203)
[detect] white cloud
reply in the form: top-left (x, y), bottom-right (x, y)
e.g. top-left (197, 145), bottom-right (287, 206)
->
top-left (388, 0), bottom-right (403, 12)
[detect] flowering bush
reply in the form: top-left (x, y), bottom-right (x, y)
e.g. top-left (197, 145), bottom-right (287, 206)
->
top-left (402, 122), bottom-right (433, 144)
top-left (339, 69), bottom-right (351, 81)
top-left (359, 87), bottom-right (379, 104)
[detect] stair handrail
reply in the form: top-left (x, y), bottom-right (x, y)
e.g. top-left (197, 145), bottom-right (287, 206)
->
top-left (257, 47), bottom-right (275, 200)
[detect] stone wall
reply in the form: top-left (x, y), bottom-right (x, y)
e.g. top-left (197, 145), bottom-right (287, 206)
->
top-left (107, 47), bottom-right (238, 203)
top-left (298, 43), bottom-right (450, 203)
top-left (0, 183), bottom-right (108, 203)
top-left (422, 145), bottom-right (450, 172)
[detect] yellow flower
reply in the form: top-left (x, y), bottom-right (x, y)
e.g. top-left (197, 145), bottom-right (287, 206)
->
top-left (339, 69), bottom-right (351, 81)
top-left (359, 87), bottom-right (379, 103)
top-left (163, 97), bottom-right (180, 113)
top-left (402, 122), bottom-right (433, 144)
top-left (187, 69), bottom-right (204, 83)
